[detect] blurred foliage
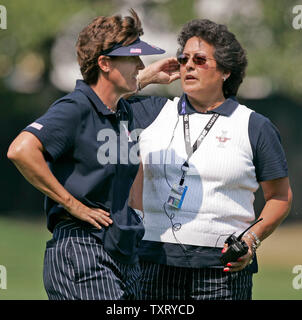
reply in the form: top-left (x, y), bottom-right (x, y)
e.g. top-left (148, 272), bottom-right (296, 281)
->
top-left (0, 0), bottom-right (301, 220)
top-left (146, 0), bottom-right (197, 27)
top-left (225, 0), bottom-right (302, 100)
top-left (0, 0), bottom-right (114, 54)
top-left (0, 0), bottom-right (114, 111)
top-left (0, 0), bottom-right (301, 100)
top-left (159, 0), bottom-right (302, 101)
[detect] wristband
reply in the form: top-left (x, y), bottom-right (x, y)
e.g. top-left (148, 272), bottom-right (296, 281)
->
top-left (136, 79), bottom-right (142, 92)
top-left (249, 230), bottom-right (261, 248)
top-left (243, 234), bottom-right (257, 256)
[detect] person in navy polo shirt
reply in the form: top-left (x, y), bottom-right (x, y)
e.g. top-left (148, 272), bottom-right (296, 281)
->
top-left (7, 9), bottom-right (179, 300)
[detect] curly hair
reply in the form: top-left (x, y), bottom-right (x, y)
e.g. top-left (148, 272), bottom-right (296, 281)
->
top-left (177, 19), bottom-right (247, 98)
top-left (76, 9), bottom-right (143, 84)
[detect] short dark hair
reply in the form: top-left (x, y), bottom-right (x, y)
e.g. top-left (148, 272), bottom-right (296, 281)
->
top-left (177, 19), bottom-right (247, 98)
top-left (76, 9), bottom-right (143, 85)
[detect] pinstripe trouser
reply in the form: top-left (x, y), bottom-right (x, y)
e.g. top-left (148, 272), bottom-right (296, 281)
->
top-left (43, 220), bottom-right (141, 300)
top-left (139, 261), bottom-right (253, 300)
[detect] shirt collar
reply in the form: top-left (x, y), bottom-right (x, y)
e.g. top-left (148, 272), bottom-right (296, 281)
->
top-left (177, 93), bottom-right (238, 116)
top-left (75, 80), bottom-right (128, 116)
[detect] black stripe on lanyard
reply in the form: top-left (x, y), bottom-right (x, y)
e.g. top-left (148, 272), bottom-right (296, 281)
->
top-left (180, 113), bottom-right (219, 185)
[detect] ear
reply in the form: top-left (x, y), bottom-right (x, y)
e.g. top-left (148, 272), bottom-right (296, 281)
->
top-left (97, 55), bottom-right (111, 73)
top-left (222, 71), bottom-right (231, 82)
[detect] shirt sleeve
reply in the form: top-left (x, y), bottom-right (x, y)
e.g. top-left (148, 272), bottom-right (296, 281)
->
top-left (127, 95), bottom-right (168, 130)
top-left (249, 112), bottom-right (288, 182)
top-left (23, 99), bottom-right (82, 161)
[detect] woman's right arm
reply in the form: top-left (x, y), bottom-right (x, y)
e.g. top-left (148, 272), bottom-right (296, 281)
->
top-left (7, 131), bottom-right (112, 229)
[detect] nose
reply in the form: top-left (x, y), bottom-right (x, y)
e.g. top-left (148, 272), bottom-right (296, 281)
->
top-left (185, 56), bottom-right (195, 70)
top-left (137, 57), bottom-right (145, 70)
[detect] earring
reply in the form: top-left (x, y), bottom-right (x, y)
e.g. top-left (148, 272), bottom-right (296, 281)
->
top-left (223, 76), bottom-right (227, 82)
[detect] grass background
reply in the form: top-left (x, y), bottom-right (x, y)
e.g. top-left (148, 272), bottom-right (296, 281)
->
top-left (0, 215), bottom-right (301, 300)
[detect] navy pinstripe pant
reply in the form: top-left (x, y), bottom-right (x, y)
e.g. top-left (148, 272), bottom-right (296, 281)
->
top-left (139, 261), bottom-right (253, 300)
top-left (43, 221), bottom-right (141, 300)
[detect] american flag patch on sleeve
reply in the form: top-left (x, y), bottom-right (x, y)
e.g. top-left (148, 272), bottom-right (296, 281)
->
top-left (28, 122), bottom-right (43, 130)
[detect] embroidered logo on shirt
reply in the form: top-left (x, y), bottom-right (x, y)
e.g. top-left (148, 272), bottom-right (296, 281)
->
top-left (28, 122), bottom-right (43, 130)
top-left (216, 130), bottom-right (231, 148)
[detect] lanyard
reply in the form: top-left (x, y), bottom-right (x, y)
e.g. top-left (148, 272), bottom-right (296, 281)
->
top-left (179, 113), bottom-right (220, 185)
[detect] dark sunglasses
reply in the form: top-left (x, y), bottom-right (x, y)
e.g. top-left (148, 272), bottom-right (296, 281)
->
top-left (177, 53), bottom-right (215, 66)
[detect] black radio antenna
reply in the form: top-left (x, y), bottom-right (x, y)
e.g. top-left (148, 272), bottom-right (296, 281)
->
top-left (237, 218), bottom-right (263, 241)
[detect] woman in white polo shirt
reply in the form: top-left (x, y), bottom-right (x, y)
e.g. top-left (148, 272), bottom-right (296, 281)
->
top-left (129, 18), bottom-right (292, 300)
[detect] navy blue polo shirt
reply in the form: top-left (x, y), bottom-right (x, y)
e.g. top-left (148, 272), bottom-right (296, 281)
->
top-left (128, 93), bottom-right (288, 272)
top-left (23, 80), bottom-right (144, 264)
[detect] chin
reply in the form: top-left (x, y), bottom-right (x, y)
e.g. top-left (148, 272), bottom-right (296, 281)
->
top-left (128, 84), bottom-right (137, 93)
top-left (127, 80), bottom-right (137, 92)
top-left (183, 85), bottom-right (201, 97)
top-left (119, 82), bottom-right (136, 95)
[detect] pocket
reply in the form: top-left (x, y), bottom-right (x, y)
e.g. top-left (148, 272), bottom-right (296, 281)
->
top-left (68, 238), bottom-right (103, 283)
top-left (43, 237), bottom-right (76, 289)
top-left (45, 238), bottom-right (56, 249)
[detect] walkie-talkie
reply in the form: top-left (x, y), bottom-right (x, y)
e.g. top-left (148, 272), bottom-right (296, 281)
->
top-left (220, 218), bottom-right (263, 265)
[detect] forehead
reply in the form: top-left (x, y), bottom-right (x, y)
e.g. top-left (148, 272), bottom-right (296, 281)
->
top-left (111, 55), bottom-right (139, 61)
top-left (183, 36), bottom-right (214, 55)
top-left (110, 55), bottom-right (141, 65)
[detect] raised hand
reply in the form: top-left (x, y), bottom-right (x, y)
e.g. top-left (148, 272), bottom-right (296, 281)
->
top-left (138, 57), bottom-right (180, 88)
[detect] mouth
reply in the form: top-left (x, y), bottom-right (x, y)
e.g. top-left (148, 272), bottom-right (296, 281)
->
top-left (184, 74), bottom-right (197, 81)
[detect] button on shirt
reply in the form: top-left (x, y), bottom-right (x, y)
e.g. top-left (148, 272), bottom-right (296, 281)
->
top-left (23, 80), bottom-right (144, 264)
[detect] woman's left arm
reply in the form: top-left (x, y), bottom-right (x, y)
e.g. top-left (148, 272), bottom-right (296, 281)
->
top-left (250, 176), bottom-right (292, 241)
top-left (225, 177), bottom-right (292, 272)
top-left (129, 162), bottom-right (144, 212)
